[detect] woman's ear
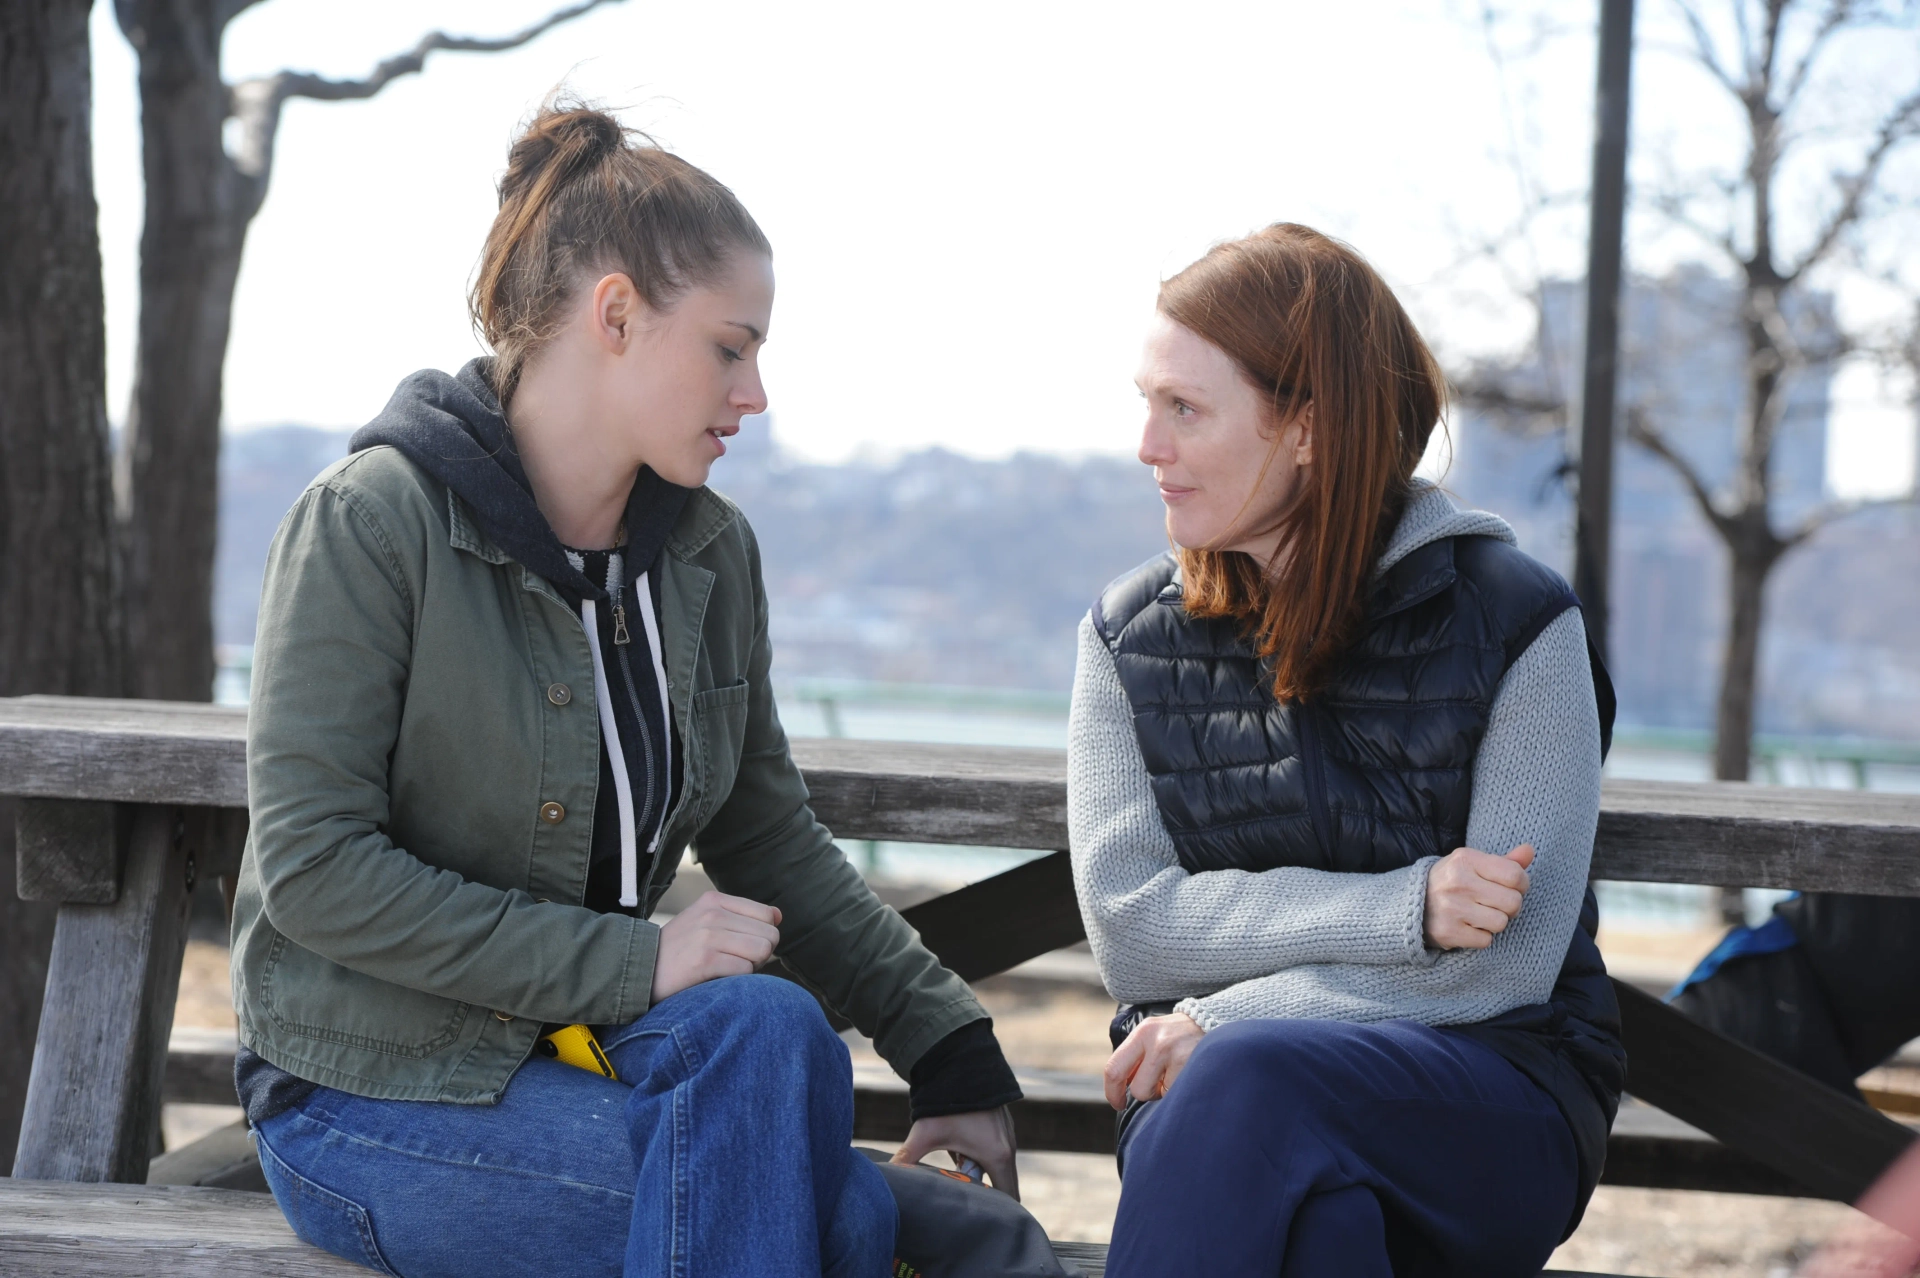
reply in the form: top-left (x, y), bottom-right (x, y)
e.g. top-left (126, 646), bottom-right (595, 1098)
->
top-left (591, 273), bottom-right (640, 350)
top-left (1292, 403), bottom-right (1315, 467)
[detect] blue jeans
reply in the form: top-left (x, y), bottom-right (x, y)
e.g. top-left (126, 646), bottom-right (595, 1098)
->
top-left (254, 975), bottom-right (896, 1278)
top-left (1108, 1019), bottom-right (1577, 1278)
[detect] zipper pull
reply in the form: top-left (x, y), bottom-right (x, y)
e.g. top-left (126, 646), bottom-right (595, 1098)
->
top-left (612, 604), bottom-right (631, 645)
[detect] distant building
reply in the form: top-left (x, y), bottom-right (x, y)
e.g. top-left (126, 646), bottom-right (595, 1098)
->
top-left (1445, 269), bottom-right (1920, 740)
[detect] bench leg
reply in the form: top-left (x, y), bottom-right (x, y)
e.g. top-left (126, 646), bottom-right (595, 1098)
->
top-left (12, 804), bottom-right (194, 1182)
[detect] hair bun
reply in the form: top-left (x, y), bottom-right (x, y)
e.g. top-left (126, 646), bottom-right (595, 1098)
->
top-left (500, 99), bottom-right (627, 203)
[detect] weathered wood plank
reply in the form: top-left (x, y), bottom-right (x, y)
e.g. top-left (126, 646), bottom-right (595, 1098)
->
top-left (1615, 978), bottom-right (1915, 1202)
top-left (0, 1180), bottom-right (365, 1276)
top-left (793, 737), bottom-right (1069, 851)
top-left (0, 1179), bottom-right (1122, 1278)
top-left (8, 697), bottom-right (1920, 895)
top-left (14, 806), bottom-right (194, 1183)
top-left (1595, 781), bottom-right (1920, 892)
top-left (0, 697), bottom-right (247, 809)
top-left (16, 798), bottom-right (125, 903)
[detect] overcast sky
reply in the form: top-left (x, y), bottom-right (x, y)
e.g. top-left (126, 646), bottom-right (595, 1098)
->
top-left (87, 0), bottom-right (1917, 495)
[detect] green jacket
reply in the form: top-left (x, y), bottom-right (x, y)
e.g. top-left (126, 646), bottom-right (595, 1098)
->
top-left (231, 446), bottom-right (986, 1102)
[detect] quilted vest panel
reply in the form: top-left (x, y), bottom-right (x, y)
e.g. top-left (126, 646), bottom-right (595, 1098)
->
top-left (1093, 535), bottom-right (1589, 874)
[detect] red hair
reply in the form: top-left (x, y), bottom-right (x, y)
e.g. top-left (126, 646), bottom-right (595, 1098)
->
top-left (1162, 224), bottom-right (1445, 700)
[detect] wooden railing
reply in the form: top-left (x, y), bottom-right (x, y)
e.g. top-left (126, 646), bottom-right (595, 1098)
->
top-left (7, 694), bottom-right (1920, 1207)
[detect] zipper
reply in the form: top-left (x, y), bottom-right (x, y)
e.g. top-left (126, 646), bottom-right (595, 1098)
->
top-left (1294, 701), bottom-right (1336, 860)
top-left (612, 605), bottom-right (630, 645)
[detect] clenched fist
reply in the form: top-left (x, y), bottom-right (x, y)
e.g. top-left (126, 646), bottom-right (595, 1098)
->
top-left (1424, 844), bottom-right (1534, 951)
top-left (651, 891), bottom-right (782, 1002)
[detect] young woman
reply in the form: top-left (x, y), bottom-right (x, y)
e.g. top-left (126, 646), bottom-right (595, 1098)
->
top-left (229, 102), bottom-right (1022, 1278)
top-left (1069, 224), bottom-right (1626, 1278)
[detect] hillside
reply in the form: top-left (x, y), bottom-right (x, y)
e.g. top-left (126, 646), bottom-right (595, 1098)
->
top-left (215, 419), bottom-right (1920, 738)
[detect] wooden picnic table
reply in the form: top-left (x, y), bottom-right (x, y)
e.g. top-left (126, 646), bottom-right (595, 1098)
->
top-left (6, 694), bottom-right (1920, 1274)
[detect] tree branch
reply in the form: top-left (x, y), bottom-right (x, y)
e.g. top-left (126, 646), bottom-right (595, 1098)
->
top-left (1785, 492), bottom-right (1919, 548)
top-left (1450, 372), bottom-right (1566, 420)
top-left (1786, 82), bottom-right (1920, 283)
top-left (1645, 183), bottom-right (1744, 263)
top-left (1626, 405), bottom-right (1733, 534)
top-left (226, 0), bottom-right (622, 216)
top-left (1777, 0), bottom-right (1858, 110)
top-left (1674, 0), bottom-right (1744, 94)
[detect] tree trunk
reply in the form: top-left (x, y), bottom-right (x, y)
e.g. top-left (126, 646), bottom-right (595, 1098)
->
top-left (1712, 522), bottom-right (1774, 926)
top-left (117, 0), bottom-right (245, 702)
top-left (1712, 538), bottom-right (1767, 784)
top-left (0, 0), bottom-right (124, 1168)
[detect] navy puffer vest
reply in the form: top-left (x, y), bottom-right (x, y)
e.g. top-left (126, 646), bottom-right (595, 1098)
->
top-left (1095, 534), bottom-right (1626, 1231)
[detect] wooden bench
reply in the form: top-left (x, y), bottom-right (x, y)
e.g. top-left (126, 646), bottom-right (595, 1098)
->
top-left (7, 695), bottom-right (1920, 1274)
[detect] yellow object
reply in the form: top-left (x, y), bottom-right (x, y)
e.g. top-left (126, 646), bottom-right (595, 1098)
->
top-left (540, 1023), bottom-right (618, 1080)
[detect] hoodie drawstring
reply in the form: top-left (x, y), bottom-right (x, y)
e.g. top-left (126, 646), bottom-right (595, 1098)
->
top-left (580, 568), bottom-right (674, 910)
top-left (580, 599), bottom-right (640, 908)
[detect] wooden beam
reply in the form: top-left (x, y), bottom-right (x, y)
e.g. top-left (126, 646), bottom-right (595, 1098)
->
top-left (13, 806), bottom-right (194, 1183)
top-left (899, 851), bottom-right (1084, 982)
top-left (6, 698), bottom-right (1920, 895)
top-left (0, 1179), bottom-right (368, 1276)
top-left (793, 737), bottom-right (1068, 852)
top-left (1601, 1105), bottom-right (1814, 1197)
top-left (0, 697), bottom-right (246, 809)
top-left (1594, 780), bottom-right (1920, 893)
top-left (1614, 978), bottom-right (1915, 1202)
top-left (16, 799), bottom-right (124, 903)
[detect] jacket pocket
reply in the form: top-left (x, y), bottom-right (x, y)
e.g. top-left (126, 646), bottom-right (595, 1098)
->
top-left (256, 1123), bottom-right (399, 1276)
top-left (687, 678), bottom-right (752, 826)
top-left (259, 932), bottom-right (470, 1057)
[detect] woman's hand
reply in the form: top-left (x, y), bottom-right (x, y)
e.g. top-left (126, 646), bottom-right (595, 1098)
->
top-left (892, 1106), bottom-right (1021, 1199)
top-left (1424, 843), bottom-right (1534, 950)
top-left (1103, 1013), bottom-right (1204, 1110)
top-left (650, 891), bottom-right (782, 1002)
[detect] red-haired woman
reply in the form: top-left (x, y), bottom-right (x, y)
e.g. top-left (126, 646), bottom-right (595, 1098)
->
top-left (1070, 224), bottom-right (1624, 1277)
top-left (229, 101), bottom-right (1022, 1277)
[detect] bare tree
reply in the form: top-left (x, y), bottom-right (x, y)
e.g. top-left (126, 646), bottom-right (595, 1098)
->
top-left (0, 0), bottom-right (123, 1166)
top-left (1630, 0), bottom-right (1920, 785)
top-left (1458, 0), bottom-right (1920, 798)
top-left (111, 0), bottom-right (621, 701)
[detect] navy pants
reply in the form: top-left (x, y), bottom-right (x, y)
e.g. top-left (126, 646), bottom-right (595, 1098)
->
top-left (1108, 1018), bottom-right (1577, 1278)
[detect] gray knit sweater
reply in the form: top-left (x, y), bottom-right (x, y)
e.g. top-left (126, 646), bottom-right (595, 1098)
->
top-left (1068, 483), bottom-right (1601, 1032)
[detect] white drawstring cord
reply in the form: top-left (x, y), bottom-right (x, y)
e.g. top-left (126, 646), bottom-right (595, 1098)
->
top-left (580, 598), bottom-right (640, 908)
top-left (633, 571), bottom-right (673, 882)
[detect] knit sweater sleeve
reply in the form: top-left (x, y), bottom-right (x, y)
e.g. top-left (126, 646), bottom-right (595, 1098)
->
top-left (1068, 615), bottom-right (1432, 1005)
top-left (1172, 607), bottom-right (1602, 1031)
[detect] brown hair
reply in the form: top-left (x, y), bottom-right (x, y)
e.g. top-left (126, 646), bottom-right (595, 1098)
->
top-left (1163, 223), bottom-right (1446, 701)
top-left (471, 97), bottom-right (772, 400)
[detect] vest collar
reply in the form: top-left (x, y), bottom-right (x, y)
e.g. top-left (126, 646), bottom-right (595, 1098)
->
top-left (1367, 537), bottom-right (1458, 620)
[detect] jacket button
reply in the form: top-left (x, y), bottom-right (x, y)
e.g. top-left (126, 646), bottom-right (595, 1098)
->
top-left (547, 683), bottom-right (571, 706)
top-left (494, 1010), bottom-right (514, 1022)
top-left (539, 801), bottom-right (566, 824)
